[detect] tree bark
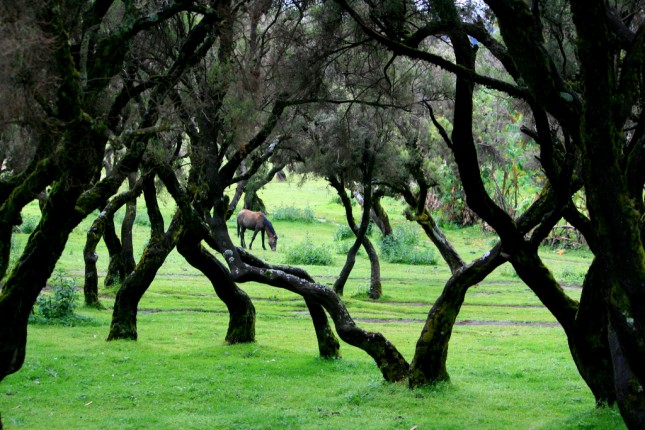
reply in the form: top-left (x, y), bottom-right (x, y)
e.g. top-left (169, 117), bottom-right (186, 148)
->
top-left (83, 221), bottom-right (103, 308)
top-left (569, 257), bottom-right (616, 406)
top-left (236, 248), bottom-right (341, 358)
top-left (410, 244), bottom-right (505, 387)
top-left (329, 175), bottom-right (380, 297)
top-left (353, 190), bottom-right (393, 237)
top-left (406, 208), bottom-right (465, 275)
top-left (108, 182), bottom-right (182, 341)
top-left (177, 236), bottom-right (257, 344)
top-left (105, 173), bottom-right (137, 286)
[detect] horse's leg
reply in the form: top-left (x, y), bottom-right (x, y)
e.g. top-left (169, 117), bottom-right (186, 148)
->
top-left (249, 229), bottom-right (260, 250)
top-left (261, 230), bottom-right (266, 250)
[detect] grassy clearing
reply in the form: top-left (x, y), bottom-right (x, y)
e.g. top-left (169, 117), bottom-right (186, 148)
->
top-left (1, 177), bottom-right (624, 429)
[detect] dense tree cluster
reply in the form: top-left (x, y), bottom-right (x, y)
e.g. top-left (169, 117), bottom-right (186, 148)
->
top-left (1, 0), bottom-right (644, 427)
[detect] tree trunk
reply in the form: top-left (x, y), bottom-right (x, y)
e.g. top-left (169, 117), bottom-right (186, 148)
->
top-left (354, 190), bottom-right (393, 237)
top-left (107, 208), bottom-right (182, 340)
top-left (363, 238), bottom-right (382, 299)
top-left (83, 220), bottom-right (103, 308)
top-left (569, 257), bottom-right (616, 406)
top-left (236, 247), bottom-right (341, 358)
top-left (304, 299), bottom-right (341, 358)
top-left (105, 174), bottom-right (137, 286)
top-left (407, 209), bottom-right (465, 275)
top-left (329, 175), bottom-right (378, 296)
top-left (177, 236), bottom-right (256, 344)
top-left (103, 214), bottom-right (126, 287)
top-left (243, 188), bottom-right (266, 213)
top-left (0, 170), bottom-right (100, 380)
top-left (409, 244), bottom-right (504, 387)
top-left (609, 322), bottom-right (645, 428)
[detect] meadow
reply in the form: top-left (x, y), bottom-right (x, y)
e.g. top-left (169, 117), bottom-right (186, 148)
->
top-left (0, 178), bottom-right (626, 429)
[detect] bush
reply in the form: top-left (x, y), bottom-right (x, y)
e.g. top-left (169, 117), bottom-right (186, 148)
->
top-left (285, 237), bottom-right (334, 265)
top-left (272, 205), bottom-right (315, 223)
top-left (20, 215), bottom-right (39, 234)
top-left (334, 239), bottom-right (363, 256)
top-left (379, 225), bottom-right (437, 265)
top-left (29, 272), bottom-right (92, 326)
top-left (334, 225), bottom-right (354, 241)
top-left (333, 223), bottom-right (373, 242)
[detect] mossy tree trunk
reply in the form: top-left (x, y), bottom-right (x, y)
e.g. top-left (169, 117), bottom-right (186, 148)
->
top-left (83, 177), bottom-right (147, 307)
top-left (108, 179), bottom-right (182, 341)
top-left (235, 247), bottom-right (341, 358)
top-left (328, 169), bottom-right (380, 298)
top-left (410, 244), bottom-right (504, 386)
top-left (177, 235), bottom-right (256, 344)
top-left (104, 173), bottom-right (138, 286)
top-left (83, 221), bottom-right (103, 308)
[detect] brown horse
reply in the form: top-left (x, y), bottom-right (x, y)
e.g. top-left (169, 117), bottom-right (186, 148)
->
top-left (236, 209), bottom-right (278, 251)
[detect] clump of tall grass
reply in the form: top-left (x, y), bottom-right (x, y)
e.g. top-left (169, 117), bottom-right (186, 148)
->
top-left (272, 205), bottom-right (315, 223)
top-left (285, 236), bottom-right (333, 265)
top-left (379, 224), bottom-right (437, 265)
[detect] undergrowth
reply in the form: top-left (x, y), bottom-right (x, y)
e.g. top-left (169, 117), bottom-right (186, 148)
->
top-left (29, 272), bottom-right (95, 326)
top-left (379, 225), bottom-right (438, 265)
top-left (272, 205), bottom-right (315, 222)
top-left (285, 235), bottom-right (334, 265)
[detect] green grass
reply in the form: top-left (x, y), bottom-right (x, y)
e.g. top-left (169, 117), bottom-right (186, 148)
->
top-left (1, 177), bottom-right (623, 429)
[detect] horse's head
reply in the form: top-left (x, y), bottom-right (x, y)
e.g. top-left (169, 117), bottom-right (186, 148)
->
top-left (268, 233), bottom-right (278, 251)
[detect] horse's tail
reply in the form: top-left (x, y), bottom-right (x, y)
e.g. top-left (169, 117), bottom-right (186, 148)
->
top-left (236, 217), bottom-right (241, 237)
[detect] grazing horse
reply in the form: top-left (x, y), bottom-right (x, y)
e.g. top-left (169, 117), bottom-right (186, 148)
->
top-left (236, 209), bottom-right (278, 251)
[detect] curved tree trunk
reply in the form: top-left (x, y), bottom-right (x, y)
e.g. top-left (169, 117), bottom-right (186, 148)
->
top-left (177, 236), bottom-right (256, 344)
top-left (304, 299), bottom-right (341, 358)
top-left (410, 243), bottom-right (504, 386)
top-left (354, 190), bottom-right (393, 237)
top-left (407, 209), bottom-right (465, 275)
top-left (236, 248), bottom-right (341, 358)
top-left (105, 173), bottom-right (137, 286)
top-left (329, 174), bottom-right (379, 297)
top-left (363, 238), bottom-right (382, 299)
top-left (108, 183), bottom-right (182, 341)
top-left (83, 221), bottom-right (103, 308)
top-left (569, 257), bottom-right (616, 405)
top-left (83, 178), bottom-right (147, 307)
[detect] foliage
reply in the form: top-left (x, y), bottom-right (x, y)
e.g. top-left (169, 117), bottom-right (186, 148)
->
top-left (19, 215), bottom-right (39, 234)
top-left (333, 222), bottom-right (373, 241)
top-left (334, 224), bottom-right (355, 241)
top-left (272, 205), bottom-right (315, 223)
top-left (378, 225), bottom-right (438, 265)
top-left (285, 235), bottom-right (334, 265)
top-left (29, 272), bottom-right (92, 326)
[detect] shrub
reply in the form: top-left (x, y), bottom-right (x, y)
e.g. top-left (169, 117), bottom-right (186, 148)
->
top-left (20, 215), bottom-right (39, 234)
top-left (30, 272), bottom-right (93, 326)
top-left (559, 267), bottom-right (586, 284)
top-left (334, 225), bottom-right (354, 241)
top-left (334, 239), bottom-right (363, 256)
top-left (272, 205), bottom-right (315, 223)
top-left (334, 223), bottom-right (373, 242)
top-left (285, 237), bottom-right (333, 265)
top-left (378, 225), bottom-right (437, 265)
